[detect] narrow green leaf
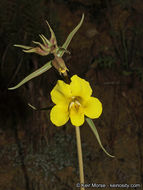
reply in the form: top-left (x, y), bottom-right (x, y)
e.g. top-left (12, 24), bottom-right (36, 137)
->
top-left (28, 103), bottom-right (37, 110)
top-left (32, 41), bottom-right (47, 51)
top-left (86, 117), bottom-right (115, 158)
top-left (39, 34), bottom-right (51, 46)
top-left (46, 20), bottom-right (57, 44)
top-left (28, 103), bottom-right (53, 111)
top-left (59, 13), bottom-right (84, 57)
top-left (14, 44), bottom-right (32, 50)
top-left (8, 61), bottom-right (52, 90)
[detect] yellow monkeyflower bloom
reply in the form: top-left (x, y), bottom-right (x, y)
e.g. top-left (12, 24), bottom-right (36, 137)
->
top-left (50, 75), bottom-right (102, 127)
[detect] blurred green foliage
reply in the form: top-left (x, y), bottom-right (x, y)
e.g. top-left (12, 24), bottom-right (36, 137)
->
top-left (96, 55), bottom-right (116, 69)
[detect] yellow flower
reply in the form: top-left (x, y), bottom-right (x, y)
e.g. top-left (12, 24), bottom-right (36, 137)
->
top-left (50, 75), bottom-right (102, 127)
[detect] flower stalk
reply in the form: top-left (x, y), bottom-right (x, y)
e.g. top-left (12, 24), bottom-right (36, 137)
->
top-left (8, 12), bottom-right (115, 189)
top-left (75, 126), bottom-right (85, 190)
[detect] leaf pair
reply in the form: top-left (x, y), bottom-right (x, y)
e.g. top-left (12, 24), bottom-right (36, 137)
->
top-left (8, 14), bottom-right (84, 90)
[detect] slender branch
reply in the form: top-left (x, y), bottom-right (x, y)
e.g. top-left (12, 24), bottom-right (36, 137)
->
top-left (75, 126), bottom-right (85, 190)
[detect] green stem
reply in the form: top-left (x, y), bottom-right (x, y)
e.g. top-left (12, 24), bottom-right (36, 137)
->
top-left (75, 126), bottom-right (85, 190)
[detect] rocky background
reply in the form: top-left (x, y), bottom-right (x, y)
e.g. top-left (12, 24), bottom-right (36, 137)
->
top-left (0, 0), bottom-right (143, 189)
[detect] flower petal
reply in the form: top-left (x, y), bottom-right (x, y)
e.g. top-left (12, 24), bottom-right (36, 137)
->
top-left (70, 75), bottom-right (92, 99)
top-left (50, 105), bottom-right (69, 126)
top-left (70, 106), bottom-right (84, 127)
top-left (51, 80), bottom-right (71, 105)
top-left (84, 97), bottom-right (102, 119)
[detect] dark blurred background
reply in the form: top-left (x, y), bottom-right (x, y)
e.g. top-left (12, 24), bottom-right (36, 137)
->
top-left (0, 0), bottom-right (143, 189)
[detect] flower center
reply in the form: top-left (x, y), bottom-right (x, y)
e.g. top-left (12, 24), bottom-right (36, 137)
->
top-left (69, 96), bottom-right (81, 112)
